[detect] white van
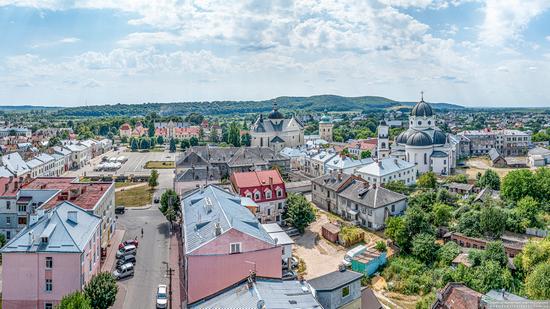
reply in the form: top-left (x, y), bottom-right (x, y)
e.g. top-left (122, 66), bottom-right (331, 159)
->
top-left (113, 263), bottom-right (134, 280)
top-left (341, 245), bottom-right (367, 267)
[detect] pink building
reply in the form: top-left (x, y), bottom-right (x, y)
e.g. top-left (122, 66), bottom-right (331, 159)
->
top-left (1, 202), bottom-right (102, 309)
top-left (182, 185), bottom-right (282, 305)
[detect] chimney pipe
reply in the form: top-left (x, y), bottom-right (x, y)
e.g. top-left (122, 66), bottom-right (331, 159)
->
top-left (214, 222), bottom-right (222, 236)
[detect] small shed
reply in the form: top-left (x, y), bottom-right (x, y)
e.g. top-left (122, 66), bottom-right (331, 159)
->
top-left (321, 222), bottom-right (341, 243)
top-left (351, 248), bottom-right (387, 276)
top-left (488, 148), bottom-right (507, 167)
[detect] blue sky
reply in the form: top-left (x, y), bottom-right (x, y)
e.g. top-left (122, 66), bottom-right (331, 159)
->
top-left (0, 0), bottom-right (549, 107)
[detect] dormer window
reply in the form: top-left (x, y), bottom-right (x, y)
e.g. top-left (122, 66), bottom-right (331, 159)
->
top-left (41, 237), bottom-right (48, 244)
top-left (254, 190), bottom-right (261, 200)
top-left (265, 189), bottom-right (272, 199)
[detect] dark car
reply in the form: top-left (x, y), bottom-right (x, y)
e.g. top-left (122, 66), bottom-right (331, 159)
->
top-left (117, 254), bottom-right (136, 267)
top-left (115, 206), bottom-right (125, 214)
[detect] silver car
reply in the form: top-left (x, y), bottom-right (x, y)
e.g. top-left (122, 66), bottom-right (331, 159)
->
top-left (156, 284), bottom-right (168, 308)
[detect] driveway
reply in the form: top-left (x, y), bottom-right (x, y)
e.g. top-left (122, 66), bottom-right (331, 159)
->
top-left (293, 213), bottom-right (346, 279)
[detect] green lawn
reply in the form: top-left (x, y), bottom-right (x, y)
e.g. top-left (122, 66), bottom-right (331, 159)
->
top-left (115, 185), bottom-right (153, 207)
top-left (144, 160), bottom-right (175, 169)
top-left (115, 181), bottom-right (143, 189)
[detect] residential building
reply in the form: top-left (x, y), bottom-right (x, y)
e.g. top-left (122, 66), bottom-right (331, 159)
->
top-left (306, 150), bottom-right (338, 177)
top-left (52, 146), bottom-right (73, 172)
top-left (355, 157), bottom-right (416, 186)
top-left (488, 148), bottom-right (507, 167)
top-left (23, 177), bottom-right (115, 249)
top-left (63, 143), bottom-right (89, 169)
top-left (1, 152), bottom-right (30, 178)
top-left (154, 121), bottom-right (198, 139)
top-left (325, 156), bottom-right (373, 175)
top-left (119, 123), bottom-right (132, 138)
top-left (189, 278), bottom-right (322, 309)
top-left (458, 128), bottom-right (531, 157)
top-left (1, 202), bottom-right (102, 309)
top-left (389, 96), bottom-right (459, 175)
top-left (346, 139), bottom-right (377, 157)
top-left (250, 103), bottom-right (305, 151)
top-left (443, 182), bottom-right (474, 195)
top-left (312, 172), bottom-right (358, 213)
top-left (230, 169), bottom-right (287, 223)
top-left (0, 127), bottom-right (32, 138)
top-left (308, 269), bottom-right (364, 309)
top-left (175, 146), bottom-right (289, 183)
top-left (280, 147), bottom-right (308, 171)
top-left (182, 185), bottom-right (282, 304)
top-left (528, 146), bottom-right (550, 167)
top-left (337, 180), bottom-right (407, 230)
top-left (431, 283), bottom-right (483, 309)
top-left (262, 223), bottom-right (295, 267)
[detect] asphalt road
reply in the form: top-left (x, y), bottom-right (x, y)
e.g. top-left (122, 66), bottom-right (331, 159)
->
top-left (114, 169), bottom-right (174, 309)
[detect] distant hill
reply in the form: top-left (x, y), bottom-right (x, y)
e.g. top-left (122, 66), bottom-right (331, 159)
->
top-left (0, 105), bottom-right (61, 112)
top-left (54, 95), bottom-right (464, 117)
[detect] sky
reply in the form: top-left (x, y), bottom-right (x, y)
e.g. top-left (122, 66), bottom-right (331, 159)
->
top-left (0, 0), bottom-right (549, 108)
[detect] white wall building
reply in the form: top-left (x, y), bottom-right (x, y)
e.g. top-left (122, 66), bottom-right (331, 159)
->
top-left (355, 157), bottom-right (416, 186)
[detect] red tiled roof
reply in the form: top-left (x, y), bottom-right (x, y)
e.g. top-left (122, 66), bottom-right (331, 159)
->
top-left (22, 177), bottom-right (113, 211)
top-left (231, 169), bottom-right (284, 189)
top-left (120, 123), bottom-right (131, 130)
top-left (0, 177), bottom-right (19, 197)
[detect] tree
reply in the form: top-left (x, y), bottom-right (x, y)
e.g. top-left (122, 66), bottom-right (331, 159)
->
top-left (185, 112), bottom-right (204, 125)
top-left (160, 189), bottom-right (181, 229)
top-left (241, 133), bottom-right (251, 146)
top-left (120, 136), bottom-right (128, 144)
top-left (411, 233), bottom-right (439, 263)
top-left (49, 136), bottom-right (62, 147)
top-left (483, 241), bottom-right (508, 267)
top-left (501, 169), bottom-right (535, 202)
top-left (157, 135), bottom-right (165, 145)
top-left (210, 128), bottom-right (219, 143)
top-left (83, 272), bottom-right (118, 309)
top-left (149, 169), bottom-right (159, 190)
top-left (457, 210), bottom-right (482, 237)
top-left (139, 137), bottom-right (150, 149)
top-left (284, 193), bottom-right (315, 233)
top-left (437, 241), bottom-right (460, 266)
top-left (445, 174), bottom-right (468, 184)
top-left (517, 238), bottom-right (550, 274)
top-left (169, 138), bottom-right (176, 152)
top-left (383, 180), bottom-right (409, 195)
top-left (180, 139), bottom-right (190, 150)
top-left (199, 127), bottom-right (205, 141)
top-left (384, 216), bottom-right (408, 249)
top-left (525, 262), bottom-right (550, 299)
top-left (471, 260), bottom-right (513, 293)
top-left (0, 233), bottom-right (6, 248)
top-left (516, 196), bottom-right (542, 228)
top-left (130, 138), bottom-right (138, 152)
top-left (480, 205), bottom-right (506, 238)
top-left (58, 291), bottom-right (92, 309)
top-left (360, 150), bottom-right (372, 159)
top-left (189, 136), bottom-right (199, 146)
top-left (375, 240), bottom-right (387, 252)
top-left (476, 169), bottom-right (500, 190)
top-left (148, 125), bottom-right (155, 137)
top-left (431, 203), bottom-right (453, 227)
top-left (417, 172), bottom-right (437, 189)
top-left (228, 122), bottom-right (241, 147)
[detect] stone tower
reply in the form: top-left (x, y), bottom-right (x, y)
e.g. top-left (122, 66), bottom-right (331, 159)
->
top-left (377, 120), bottom-right (390, 159)
top-left (319, 111), bottom-right (334, 142)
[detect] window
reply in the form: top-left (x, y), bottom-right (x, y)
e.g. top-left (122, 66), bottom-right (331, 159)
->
top-left (18, 205), bottom-right (26, 212)
top-left (276, 188), bottom-right (283, 197)
top-left (18, 217), bottom-right (27, 225)
top-left (424, 153), bottom-right (427, 165)
top-left (254, 191), bottom-right (261, 201)
top-left (342, 285), bottom-right (350, 298)
top-left (367, 209), bottom-right (372, 216)
top-left (46, 257), bottom-right (53, 269)
top-left (278, 202), bottom-right (283, 209)
top-left (265, 190), bottom-right (272, 199)
top-left (267, 209), bottom-right (271, 216)
top-left (391, 204), bottom-right (395, 212)
top-left (45, 304), bottom-right (53, 309)
top-left (418, 121), bottom-right (422, 125)
top-left (6, 201), bottom-right (10, 210)
top-left (6, 217), bottom-right (10, 225)
top-left (45, 279), bottom-right (52, 292)
top-left (230, 243), bottom-right (241, 254)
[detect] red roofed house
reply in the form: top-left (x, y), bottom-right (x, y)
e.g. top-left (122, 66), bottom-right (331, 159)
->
top-left (119, 123), bottom-right (132, 138)
top-left (230, 169), bottom-right (287, 223)
top-left (155, 126), bottom-right (200, 139)
top-left (347, 138), bottom-right (378, 157)
top-left (22, 177), bottom-right (115, 250)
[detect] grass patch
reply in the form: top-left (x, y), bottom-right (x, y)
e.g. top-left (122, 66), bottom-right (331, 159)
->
top-left (115, 185), bottom-right (153, 207)
top-left (115, 182), bottom-right (143, 189)
top-left (144, 160), bottom-right (175, 169)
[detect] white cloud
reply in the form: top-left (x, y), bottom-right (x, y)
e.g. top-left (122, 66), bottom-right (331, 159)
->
top-left (31, 37), bottom-right (80, 48)
top-left (480, 0), bottom-right (550, 46)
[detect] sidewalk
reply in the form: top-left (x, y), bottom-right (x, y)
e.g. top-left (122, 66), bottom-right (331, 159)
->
top-left (169, 227), bottom-right (184, 309)
top-left (101, 229), bottom-right (125, 272)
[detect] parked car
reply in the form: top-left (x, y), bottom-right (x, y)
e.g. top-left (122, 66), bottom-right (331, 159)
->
top-left (156, 284), bottom-right (168, 308)
top-left (118, 239), bottom-right (139, 249)
top-left (116, 244), bottom-right (137, 259)
top-left (282, 256), bottom-right (299, 270)
top-left (282, 269), bottom-right (297, 281)
top-left (113, 263), bottom-right (134, 280)
top-left (341, 245), bottom-right (367, 267)
top-left (116, 254), bottom-right (136, 267)
top-left (115, 206), bottom-right (125, 214)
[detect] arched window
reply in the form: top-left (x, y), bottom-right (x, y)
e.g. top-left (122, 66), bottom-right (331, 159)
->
top-left (265, 189), bottom-right (272, 199)
top-left (424, 153), bottom-right (427, 165)
top-left (381, 142), bottom-right (386, 148)
top-left (276, 187), bottom-right (283, 198)
top-left (254, 190), bottom-right (261, 200)
top-left (245, 191), bottom-right (252, 199)
top-left (428, 120), bottom-right (431, 125)
top-left (418, 121), bottom-right (422, 125)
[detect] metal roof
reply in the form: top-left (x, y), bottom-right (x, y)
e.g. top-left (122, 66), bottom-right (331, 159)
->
top-left (308, 269), bottom-right (363, 291)
top-left (182, 185), bottom-right (275, 254)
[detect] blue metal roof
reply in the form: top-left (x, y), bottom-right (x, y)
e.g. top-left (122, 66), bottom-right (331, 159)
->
top-left (182, 185), bottom-right (274, 254)
top-left (1, 201), bottom-right (101, 253)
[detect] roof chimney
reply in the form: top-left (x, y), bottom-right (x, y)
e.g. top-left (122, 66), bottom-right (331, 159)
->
top-left (214, 222), bottom-right (222, 236)
top-left (67, 210), bottom-right (78, 224)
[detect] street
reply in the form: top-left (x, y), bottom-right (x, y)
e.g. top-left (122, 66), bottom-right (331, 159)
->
top-left (112, 167), bottom-right (175, 309)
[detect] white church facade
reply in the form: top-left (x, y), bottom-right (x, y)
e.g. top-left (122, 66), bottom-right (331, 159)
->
top-left (378, 95), bottom-right (459, 176)
top-left (250, 104), bottom-right (305, 151)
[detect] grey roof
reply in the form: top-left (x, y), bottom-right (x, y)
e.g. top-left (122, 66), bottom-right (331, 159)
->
top-left (308, 269), bottom-right (363, 291)
top-left (26, 158), bottom-right (43, 169)
top-left (252, 115), bottom-right (303, 133)
top-left (312, 173), bottom-right (355, 192)
top-left (431, 151), bottom-right (448, 158)
top-left (488, 148), bottom-right (503, 162)
top-left (190, 279), bottom-right (322, 308)
top-left (271, 136), bottom-right (285, 143)
top-left (1, 202), bottom-right (101, 253)
top-left (433, 130), bottom-right (447, 145)
top-left (356, 157), bottom-right (415, 177)
top-left (445, 182), bottom-right (474, 191)
top-left (406, 130), bottom-right (433, 146)
top-left (396, 130), bottom-right (410, 144)
top-left (483, 290), bottom-right (527, 302)
top-left (182, 185), bottom-right (275, 254)
top-left (0, 166), bottom-right (13, 177)
top-left (53, 146), bottom-right (71, 156)
top-left (528, 146), bottom-right (550, 156)
top-left (177, 146), bottom-right (287, 168)
top-left (410, 100), bottom-right (433, 117)
top-left (339, 180), bottom-right (407, 209)
top-left (1, 152), bottom-right (30, 176)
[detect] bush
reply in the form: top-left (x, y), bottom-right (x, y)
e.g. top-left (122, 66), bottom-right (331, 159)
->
top-left (339, 226), bottom-right (364, 247)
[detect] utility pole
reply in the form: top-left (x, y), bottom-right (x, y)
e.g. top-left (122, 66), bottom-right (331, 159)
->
top-left (166, 267), bottom-right (174, 308)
